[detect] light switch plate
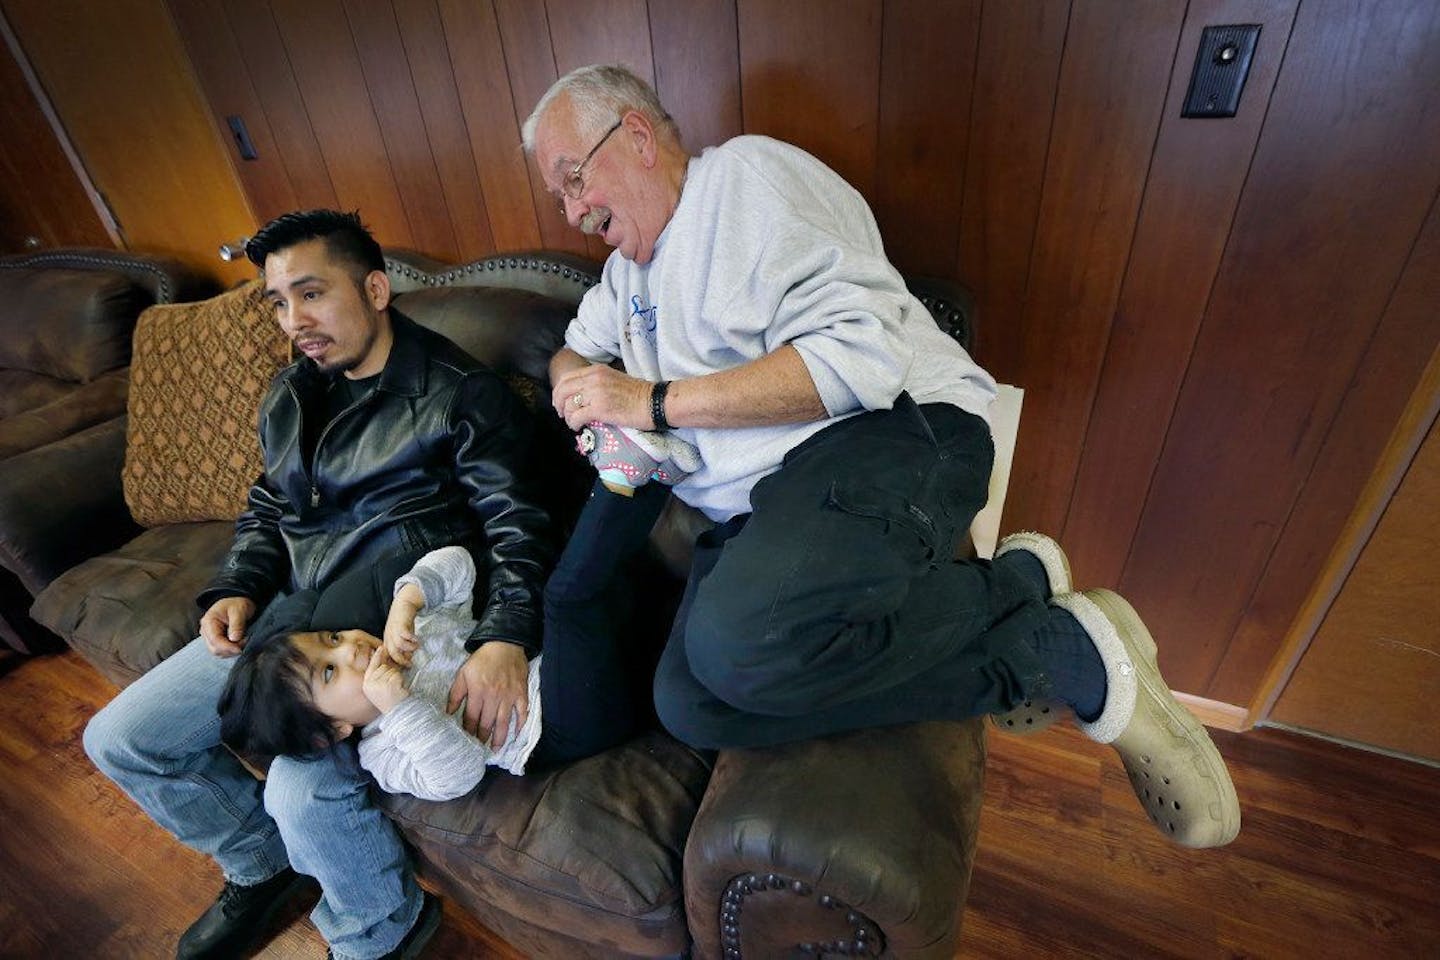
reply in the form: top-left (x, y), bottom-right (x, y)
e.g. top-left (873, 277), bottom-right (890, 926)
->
top-left (1181, 24), bottom-right (1261, 119)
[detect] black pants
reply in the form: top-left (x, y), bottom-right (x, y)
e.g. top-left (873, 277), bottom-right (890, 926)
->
top-left (649, 396), bottom-right (1050, 749)
top-left (529, 478), bottom-right (674, 768)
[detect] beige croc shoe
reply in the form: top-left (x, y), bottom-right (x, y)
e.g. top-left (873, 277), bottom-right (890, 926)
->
top-left (990, 531), bottom-right (1073, 735)
top-left (1052, 589), bottom-right (1241, 848)
top-left (990, 697), bottom-right (1067, 734)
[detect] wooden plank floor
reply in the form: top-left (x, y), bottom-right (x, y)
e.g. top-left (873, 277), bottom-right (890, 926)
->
top-left (2, 646), bottom-right (1438, 959)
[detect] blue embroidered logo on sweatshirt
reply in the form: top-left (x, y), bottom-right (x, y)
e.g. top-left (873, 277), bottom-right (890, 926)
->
top-left (625, 294), bottom-right (658, 344)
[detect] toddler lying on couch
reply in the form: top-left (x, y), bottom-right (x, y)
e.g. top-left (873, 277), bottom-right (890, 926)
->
top-left (219, 546), bottom-right (543, 801)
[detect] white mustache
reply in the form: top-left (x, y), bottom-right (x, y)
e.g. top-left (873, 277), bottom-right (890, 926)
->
top-left (580, 207), bottom-right (611, 235)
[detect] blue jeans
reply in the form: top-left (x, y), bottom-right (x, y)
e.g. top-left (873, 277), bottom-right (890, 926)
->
top-left (83, 637), bottom-right (422, 960)
top-left (652, 397), bottom-right (1051, 748)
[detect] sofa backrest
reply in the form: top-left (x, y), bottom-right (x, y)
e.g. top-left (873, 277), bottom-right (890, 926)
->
top-left (386, 248), bottom-right (600, 303)
top-left (0, 248), bottom-right (218, 306)
top-left (0, 249), bottom-right (220, 386)
top-left (0, 267), bottom-right (148, 384)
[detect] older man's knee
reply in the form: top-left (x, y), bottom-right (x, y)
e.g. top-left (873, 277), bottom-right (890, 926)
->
top-left (653, 682), bottom-right (697, 745)
top-left (653, 669), bottom-right (724, 750)
top-left (682, 600), bottom-right (802, 716)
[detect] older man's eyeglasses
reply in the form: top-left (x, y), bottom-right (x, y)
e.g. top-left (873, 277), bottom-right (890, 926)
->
top-left (554, 118), bottom-right (623, 213)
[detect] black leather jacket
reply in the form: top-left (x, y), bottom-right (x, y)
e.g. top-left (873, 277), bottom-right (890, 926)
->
top-left (198, 312), bottom-right (554, 654)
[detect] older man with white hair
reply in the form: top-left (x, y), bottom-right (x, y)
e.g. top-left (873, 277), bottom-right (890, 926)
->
top-left (523, 64), bottom-right (1240, 849)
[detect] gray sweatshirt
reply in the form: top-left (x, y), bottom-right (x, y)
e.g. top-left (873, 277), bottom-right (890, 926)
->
top-left (566, 135), bottom-right (998, 521)
top-left (357, 547), bottom-right (542, 801)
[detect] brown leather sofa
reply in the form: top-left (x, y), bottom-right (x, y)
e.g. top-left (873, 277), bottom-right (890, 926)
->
top-left (6, 250), bottom-right (987, 959)
top-left (0, 249), bottom-right (216, 652)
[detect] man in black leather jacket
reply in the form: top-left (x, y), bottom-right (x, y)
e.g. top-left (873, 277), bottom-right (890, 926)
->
top-left (84, 209), bottom-right (554, 960)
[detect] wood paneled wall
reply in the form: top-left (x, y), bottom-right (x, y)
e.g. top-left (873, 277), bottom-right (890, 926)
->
top-left (2, 0), bottom-right (256, 282)
top-left (117, 0), bottom-right (1440, 706)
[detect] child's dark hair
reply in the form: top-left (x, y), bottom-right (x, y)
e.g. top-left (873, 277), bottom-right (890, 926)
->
top-left (218, 632), bottom-right (340, 762)
top-left (244, 208), bottom-right (385, 280)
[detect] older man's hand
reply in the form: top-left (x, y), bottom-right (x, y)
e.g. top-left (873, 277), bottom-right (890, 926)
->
top-left (552, 364), bottom-right (653, 431)
top-left (447, 640), bottom-right (530, 749)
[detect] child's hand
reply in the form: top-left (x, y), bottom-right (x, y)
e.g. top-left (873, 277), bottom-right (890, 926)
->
top-left (363, 647), bottom-right (411, 714)
top-left (384, 584), bottom-right (424, 666)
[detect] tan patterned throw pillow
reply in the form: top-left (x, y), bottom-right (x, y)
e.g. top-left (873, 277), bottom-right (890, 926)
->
top-left (123, 280), bottom-right (291, 526)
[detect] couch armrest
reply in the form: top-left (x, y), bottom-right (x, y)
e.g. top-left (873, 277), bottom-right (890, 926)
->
top-left (0, 416), bottom-right (139, 594)
top-left (682, 718), bottom-right (987, 959)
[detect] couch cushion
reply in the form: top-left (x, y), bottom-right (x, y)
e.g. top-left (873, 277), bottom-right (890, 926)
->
top-left (380, 731), bottom-right (712, 957)
top-left (30, 520), bottom-right (233, 686)
top-left (122, 280), bottom-right (291, 527)
top-left (0, 267), bottom-right (148, 382)
top-left (0, 370), bottom-right (77, 419)
top-left (0, 369), bottom-right (128, 459)
top-left (0, 418), bottom-right (138, 597)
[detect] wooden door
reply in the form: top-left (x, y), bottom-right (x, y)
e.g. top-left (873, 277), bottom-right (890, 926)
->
top-left (1269, 386), bottom-right (1440, 762)
top-left (0, 0), bottom-right (255, 283)
top-left (0, 15), bottom-right (111, 253)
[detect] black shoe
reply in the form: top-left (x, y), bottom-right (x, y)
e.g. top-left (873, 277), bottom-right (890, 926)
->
top-left (176, 867), bottom-right (316, 959)
top-left (327, 891), bottom-right (442, 960)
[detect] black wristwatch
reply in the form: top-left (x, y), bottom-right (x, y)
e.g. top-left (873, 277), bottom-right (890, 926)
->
top-left (650, 380), bottom-right (672, 431)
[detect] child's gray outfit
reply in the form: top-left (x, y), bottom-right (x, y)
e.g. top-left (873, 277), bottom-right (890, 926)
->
top-left (358, 547), bottom-right (542, 801)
